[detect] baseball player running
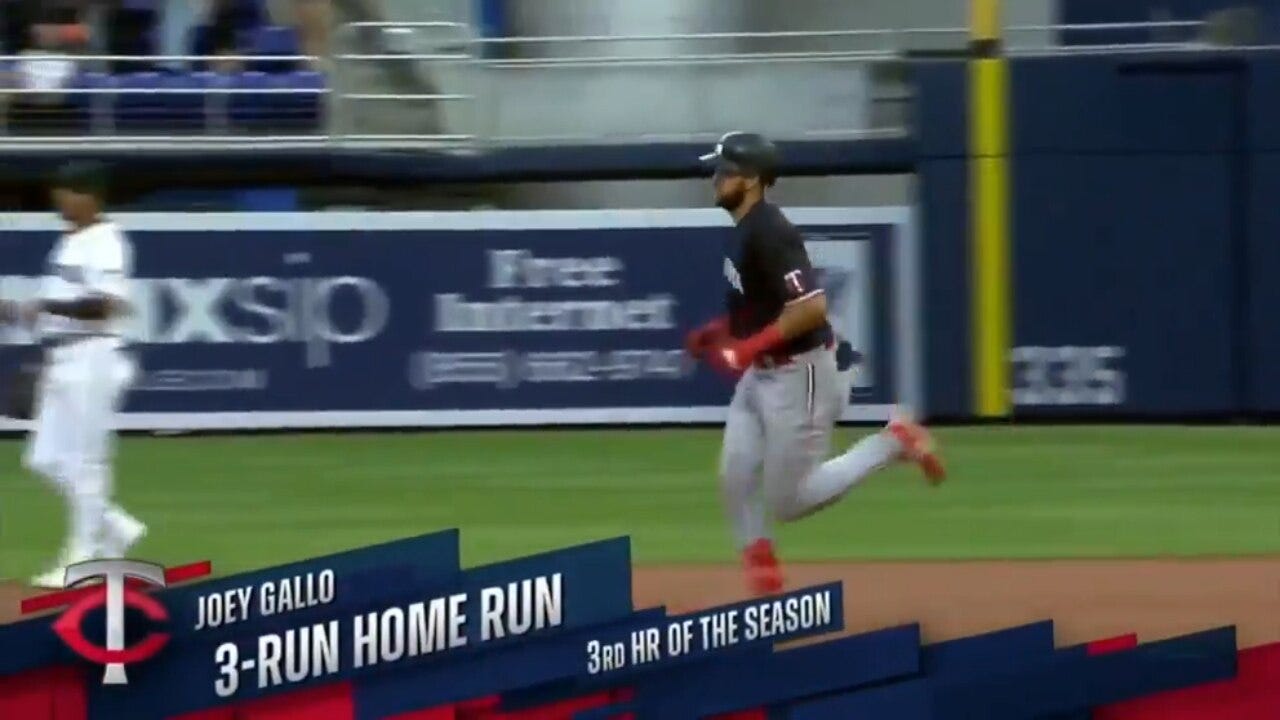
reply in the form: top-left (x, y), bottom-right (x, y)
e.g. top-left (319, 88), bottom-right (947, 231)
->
top-left (0, 162), bottom-right (145, 588)
top-left (685, 132), bottom-right (946, 596)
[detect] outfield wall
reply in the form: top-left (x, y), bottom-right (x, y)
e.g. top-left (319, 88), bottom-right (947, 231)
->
top-left (0, 208), bottom-right (918, 430)
top-left (919, 49), bottom-right (1280, 420)
top-left (7, 52), bottom-right (1280, 425)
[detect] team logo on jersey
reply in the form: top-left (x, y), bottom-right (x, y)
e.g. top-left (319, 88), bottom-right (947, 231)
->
top-left (783, 269), bottom-right (806, 296)
top-left (723, 257), bottom-right (743, 294)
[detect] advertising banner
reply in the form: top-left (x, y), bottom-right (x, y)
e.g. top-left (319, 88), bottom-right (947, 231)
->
top-left (0, 208), bottom-right (918, 430)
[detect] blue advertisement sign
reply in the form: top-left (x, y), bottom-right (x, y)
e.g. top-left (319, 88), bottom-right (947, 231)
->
top-left (0, 209), bottom-right (918, 430)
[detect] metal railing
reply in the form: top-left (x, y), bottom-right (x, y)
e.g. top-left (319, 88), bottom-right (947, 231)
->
top-left (328, 21), bottom-right (477, 147)
top-left (0, 19), bottom-right (1245, 151)
top-left (330, 21), bottom-right (925, 147)
top-left (291, 17), bottom-right (1228, 146)
top-left (1003, 20), bottom-right (1215, 55)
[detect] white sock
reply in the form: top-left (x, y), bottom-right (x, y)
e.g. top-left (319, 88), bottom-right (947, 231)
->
top-left (793, 431), bottom-right (903, 516)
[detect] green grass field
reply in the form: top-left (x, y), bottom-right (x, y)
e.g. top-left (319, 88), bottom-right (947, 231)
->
top-left (1, 426), bottom-right (1278, 577)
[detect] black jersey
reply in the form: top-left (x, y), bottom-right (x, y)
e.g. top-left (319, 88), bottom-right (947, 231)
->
top-left (722, 201), bottom-right (832, 358)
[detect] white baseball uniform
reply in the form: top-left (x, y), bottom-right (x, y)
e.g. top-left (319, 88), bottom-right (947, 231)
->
top-left (24, 219), bottom-right (144, 581)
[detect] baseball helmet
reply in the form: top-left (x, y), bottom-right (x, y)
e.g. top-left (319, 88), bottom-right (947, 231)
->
top-left (51, 160), bottom-right (109, 198)
top-left (700, 131), bottom-right (780, 186)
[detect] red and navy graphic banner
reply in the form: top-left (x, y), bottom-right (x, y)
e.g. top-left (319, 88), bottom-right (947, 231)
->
top-left (0, 531), bottom-right (1254, 718)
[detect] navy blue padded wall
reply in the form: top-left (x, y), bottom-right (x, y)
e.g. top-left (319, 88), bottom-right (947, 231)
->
top-left (913, 61), bottom-right (971, 419)
top-left (1244, 56), bottom-right (1280, 412)
top-left (1009, 56), bottom-right (1243, 416)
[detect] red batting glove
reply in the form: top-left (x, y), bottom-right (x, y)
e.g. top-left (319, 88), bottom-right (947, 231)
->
top-left (684, 316), bottom-right (729, 359)
top-left (705, 342), bottom-right (744, 380)
top-left (718, 324), bottom-right (785, 372)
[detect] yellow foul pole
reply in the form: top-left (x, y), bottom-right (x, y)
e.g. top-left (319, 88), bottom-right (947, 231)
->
top-left (968, 0), bottom-right (1012, 417)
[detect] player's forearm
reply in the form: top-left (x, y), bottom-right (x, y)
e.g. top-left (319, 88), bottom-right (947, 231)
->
top-left (41, 297), bottom-right (111, 320)
top-left (774, 294), bottom-right (827, 340)
top-left (40, 296), bottom-right (127, 320)
top-left (733, 294), bottom-right (827, 360)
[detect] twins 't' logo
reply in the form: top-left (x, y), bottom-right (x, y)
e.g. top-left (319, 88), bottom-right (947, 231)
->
top-left (723, 258), bottom-right (743, 293)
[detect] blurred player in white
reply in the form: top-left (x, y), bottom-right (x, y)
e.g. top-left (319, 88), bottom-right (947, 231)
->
top-left (0, 162), bottom-right (145, 587)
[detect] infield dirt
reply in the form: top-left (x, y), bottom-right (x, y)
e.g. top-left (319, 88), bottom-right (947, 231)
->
top-left (4, 558), bottom-right (1277, 649)
top-left (635, 557), bottom-right (1280, 648)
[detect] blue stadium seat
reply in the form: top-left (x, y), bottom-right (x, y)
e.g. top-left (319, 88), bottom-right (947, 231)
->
top-left (228, 71), bottom-right (273, 130)
top-left (226, 70), bottom-right (325, 132)
top-left (273, 71), bottom-right (326, 130)
top-left (114, 71), bottom-right (165, 131)
top-left (244, 25), bottom-right (302, 73)
top-left (69, 71), bottom-right (113, 110)
top-left (159, 72), bottom-right (214, 130)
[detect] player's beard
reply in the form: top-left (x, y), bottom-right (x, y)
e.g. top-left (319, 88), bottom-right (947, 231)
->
top-left (716, 186), bottom-right (746, 212)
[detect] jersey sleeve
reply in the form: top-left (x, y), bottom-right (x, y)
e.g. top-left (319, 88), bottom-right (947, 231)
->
top-left (40, 239), bottom-right (74, 299)
top-left (82, 226), bottom-right (131, 299)
top-left (756, 234), bottom-right (823, 306)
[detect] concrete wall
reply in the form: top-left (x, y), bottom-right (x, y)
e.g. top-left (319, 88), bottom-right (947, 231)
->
top-left (332, 0), bottom-right (1059, 145)
top-left (507, 0), bottom-right (1057, 52)
top-left (480, 60), bottom-right (872, 143)
top-left (486, 1), bottom-right (953, 207)
top-left (328, 1), bottom-right (1057, 208)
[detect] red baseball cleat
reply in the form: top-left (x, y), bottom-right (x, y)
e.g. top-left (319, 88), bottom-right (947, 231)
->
top-left (742, 538), bottom-right (784, 596)
top-left (887, 410), bottom-right (947, 485)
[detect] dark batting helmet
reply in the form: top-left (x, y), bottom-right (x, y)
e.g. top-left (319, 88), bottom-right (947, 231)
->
top-left (51, 160), bottom-right (109, 199)
top-left (699, 131), bottom-right (780, 186)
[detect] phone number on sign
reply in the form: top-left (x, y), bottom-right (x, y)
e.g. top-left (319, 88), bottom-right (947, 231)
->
top-left (408, 349), bottom-right (693, 389)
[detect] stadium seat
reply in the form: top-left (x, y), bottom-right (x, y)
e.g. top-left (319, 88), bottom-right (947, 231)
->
top-left (160, 72), bottom-right (217, 131)
top-left (68, 71), bottom-right (112, 108)
top-left (225, 70), bottom-right (325, 132)
top-left (9, 70), bottom-right (112, 135)
top-left (114, 71), bottom-right (165, 131)
top-left (273, 71), bottom-right (326, 130)
top-left (228, 71), bottom-right (273, 130)
top-left (244, 25), bottom-right (302, 73)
